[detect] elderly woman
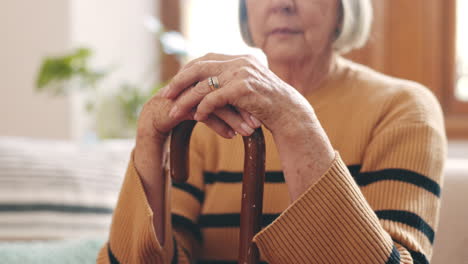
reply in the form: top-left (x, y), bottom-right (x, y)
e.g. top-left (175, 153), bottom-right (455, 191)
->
top-left (98, 0), bottom-right (446, 263)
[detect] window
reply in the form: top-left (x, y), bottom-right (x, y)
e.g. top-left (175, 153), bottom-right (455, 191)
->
top-left (181, 0), bottom-right (266, 64)
top-left (159, 0), bottom-right (266, 82)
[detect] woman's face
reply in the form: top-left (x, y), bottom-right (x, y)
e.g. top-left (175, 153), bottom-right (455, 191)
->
top-left (246, 0), bottom-right (339, 62)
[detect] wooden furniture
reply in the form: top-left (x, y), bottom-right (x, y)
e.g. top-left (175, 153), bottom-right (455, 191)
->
top-left (346, 0), bottom-right (467, 138)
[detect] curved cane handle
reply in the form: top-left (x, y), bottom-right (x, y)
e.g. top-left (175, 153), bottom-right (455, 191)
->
top-left (170, 120), bottom-right (198, 183)
top-left (170, 120), bottom-right (265, 264)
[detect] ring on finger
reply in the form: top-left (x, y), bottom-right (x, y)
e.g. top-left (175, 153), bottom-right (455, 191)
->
top-left (208, 76), bottom-right (220, 91)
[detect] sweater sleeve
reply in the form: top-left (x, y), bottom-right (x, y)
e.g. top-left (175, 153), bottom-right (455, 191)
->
top-left (96, 132), bottom-right (206, 264)
top-left (253, 85), bottom-right (447, 264)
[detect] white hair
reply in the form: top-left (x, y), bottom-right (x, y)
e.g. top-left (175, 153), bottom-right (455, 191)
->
top-left (239, 0), bottom-right (373, 54)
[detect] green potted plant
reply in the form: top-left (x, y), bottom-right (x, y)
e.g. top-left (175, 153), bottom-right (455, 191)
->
top-left (35, 17), bottom-right (187, 139)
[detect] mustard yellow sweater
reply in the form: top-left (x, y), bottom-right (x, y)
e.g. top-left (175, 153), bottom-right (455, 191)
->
top-left (97, 57), bottom-right (446, 264)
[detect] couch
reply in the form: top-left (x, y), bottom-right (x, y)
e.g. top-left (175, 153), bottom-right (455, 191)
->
top-left (432, 141), bottom-right (468, 264)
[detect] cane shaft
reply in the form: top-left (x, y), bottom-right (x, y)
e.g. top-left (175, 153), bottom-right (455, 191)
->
top-left (170, 121), bottom-right (265, 264)
top-left (238, 129), bottom-right (265, 264)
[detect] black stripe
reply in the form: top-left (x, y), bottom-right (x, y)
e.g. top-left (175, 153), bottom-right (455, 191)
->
top-left (208, 165), bottom-right (441, 197)
top-left (172, 237), bottom-right (178, 264)
top-left (408, 249), bottom-right (429, 264)
top-left (198, 261), bottom-right (268, 264)
top-left (199, 213), bottom-right (280, 228)
top-left (204, 165), bottom-right (362, 185)
top-left (0, 203), bottom-right (113, 214)
top-left (107, 243), bottom-right (120, 264)
top-left (173, 182), bottom-right (205, 203)
top-left (347, 164), bottom-right (361, 177)
top-left (385, 245), bottom-right (401, 264)
top-left (393, 239), bottom-right (429, 264)
top-left (376, 210), bottom-right (434, 244)
top-left (204, 171), bottom-right (284, 184)
top-left (354, 168), bottom-right (440, 197)
top-left (172, 214), bottom-right (203, 243)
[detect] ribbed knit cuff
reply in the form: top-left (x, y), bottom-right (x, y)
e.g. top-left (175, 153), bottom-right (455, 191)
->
top-left (253, 152), bottom-right (396, 264)
top-left (107, 152), bottom-right (167, 263)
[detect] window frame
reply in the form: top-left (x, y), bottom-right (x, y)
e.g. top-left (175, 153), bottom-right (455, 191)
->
top-left (345, 0), bottom-right (466, 138)
top-left (444, 0), bottom-right (468, 138)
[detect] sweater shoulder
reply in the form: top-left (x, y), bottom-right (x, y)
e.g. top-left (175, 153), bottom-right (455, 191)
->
top-left (339, 58), bottom-right (444, 128)
top-left (342, 58), bottom-right (434, 102)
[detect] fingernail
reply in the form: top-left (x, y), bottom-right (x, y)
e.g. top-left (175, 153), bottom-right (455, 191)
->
top-left (240, 122), bottom-right (254, 136)
top-left (228, 130), bottom-right (237, 138)
top-left (169, 106), bottom-right (179, 118)
top-left (249, 115), bottom-right (261, 127)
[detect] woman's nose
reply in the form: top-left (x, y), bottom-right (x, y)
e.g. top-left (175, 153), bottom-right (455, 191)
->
top-left (269, 0), bottom-right (296, 14)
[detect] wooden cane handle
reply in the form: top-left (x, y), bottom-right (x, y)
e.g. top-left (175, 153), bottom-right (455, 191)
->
top-left (170, 120), bottom-right (198, 183)
top-left (170, 120), bottom-right (265, 264)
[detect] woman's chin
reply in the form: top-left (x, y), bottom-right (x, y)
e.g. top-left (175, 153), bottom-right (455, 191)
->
top-left (264, 47), bottom-right (307, 63)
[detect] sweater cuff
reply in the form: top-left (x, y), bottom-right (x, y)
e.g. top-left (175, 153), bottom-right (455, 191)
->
top-left (107, 151), bottom-right (168, 263)
top-left (253, 152), bottom-right (395, 264)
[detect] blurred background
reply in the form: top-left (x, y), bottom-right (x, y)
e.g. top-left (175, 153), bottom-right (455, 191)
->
top-left (0, 0), bottom-right (467, 263)
top-left (0, 0), bottom-right (467, 140)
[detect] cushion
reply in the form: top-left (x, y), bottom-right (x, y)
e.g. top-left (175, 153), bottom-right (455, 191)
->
top-left (0, 137), bottom-right (133, 241)
top-left (432, 158), bottom-right (468, 264)
top-left (0, 238), bottom-right (105, 264)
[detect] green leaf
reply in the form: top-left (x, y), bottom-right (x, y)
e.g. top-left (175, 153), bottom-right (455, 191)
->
top-left (35, 47), bottom-right (108, 95)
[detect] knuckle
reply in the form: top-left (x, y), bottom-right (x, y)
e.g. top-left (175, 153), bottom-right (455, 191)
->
top-left (241, 80), bottom-right (255, 95)
top-left (239, 66), bottom-right (253, 77)
top-left (139, 101), bottom-right (151, 115)
top-left (203, 93), bottom-right (219, 108)
top-left (203, 93), bottom-right (215, 105)
top-left (193, 61), bottom-right (204, 70)
top-left (242, 54), bottom-right (257, 65)
top-left (193, 83), bottom-right (211, 96)
top-left (183, 61), bottom-right (195, 70)
top-left (203, 52), bottom-right (218, 60)
top-left (143, 95), bottom-right (159, 109)
top-left (198, 61), bottom-right (211, 74)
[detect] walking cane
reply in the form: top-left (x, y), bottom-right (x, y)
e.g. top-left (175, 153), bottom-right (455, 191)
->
top-left (170, 120), bottom-right (266, 264)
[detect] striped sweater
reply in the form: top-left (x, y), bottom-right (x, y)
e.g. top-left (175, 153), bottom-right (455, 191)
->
top-left (97, 57), bottom-right (447, 264)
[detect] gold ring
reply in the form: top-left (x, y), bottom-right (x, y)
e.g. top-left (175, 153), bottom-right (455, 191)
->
top-left (208, 76), bottom-right (220, 91)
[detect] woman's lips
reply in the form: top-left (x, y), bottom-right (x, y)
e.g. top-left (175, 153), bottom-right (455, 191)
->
top-left (269, 28), bottom-right (302, 35)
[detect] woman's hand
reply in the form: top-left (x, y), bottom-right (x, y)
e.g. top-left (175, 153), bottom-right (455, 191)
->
top-left (162, 53), bottom-right (335, 201)
top-left (162, 53), bottom-right (317, 138)
top-left (135, 79), bottom-right (262, 186)
top-left (137, 85), bottom-right (258, 142)
top-left (134, 78), bottom-right (259, 244)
